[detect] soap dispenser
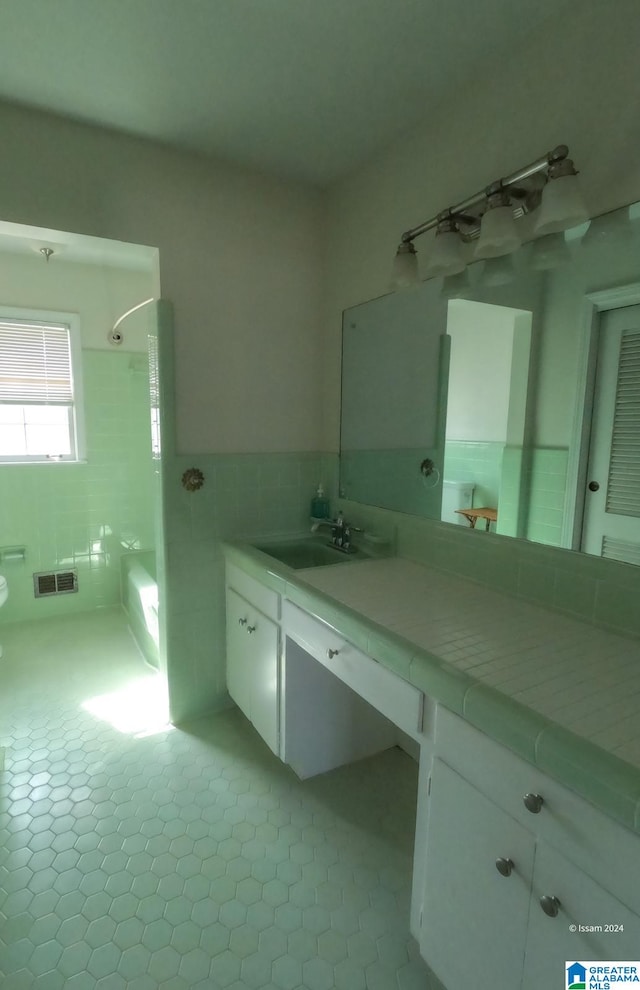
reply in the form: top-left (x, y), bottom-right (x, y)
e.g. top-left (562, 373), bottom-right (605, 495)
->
top-left (311, 483), bottom-right (330, 519)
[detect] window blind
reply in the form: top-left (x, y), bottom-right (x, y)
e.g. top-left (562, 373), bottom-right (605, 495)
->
top-left (0, 319), bottom-right (73, 404)
top-left (606, 327), bottom-right (640, 517)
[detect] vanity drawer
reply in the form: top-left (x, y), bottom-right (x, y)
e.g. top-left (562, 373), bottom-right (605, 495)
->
top-left (283, 600), bottom-right (424, 739)
top-left (226, 563), bottom-right (280, 621)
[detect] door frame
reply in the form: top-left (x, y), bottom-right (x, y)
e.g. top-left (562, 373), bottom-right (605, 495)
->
top-left (566, 282), bottom-right (640, 550)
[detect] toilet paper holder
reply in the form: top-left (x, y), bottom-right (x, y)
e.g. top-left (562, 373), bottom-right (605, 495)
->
top-left (0, 546), bottom-right (26, 563)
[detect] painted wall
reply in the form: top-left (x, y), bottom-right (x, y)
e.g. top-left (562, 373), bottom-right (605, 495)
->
top-left (445, 301), bottom-right (515, 443)
top-left (0, 98), bottom-right (325, 719)
top-left (0, 100), bottom-right (324, 456)
top-left (0, 254), bottom-right (155, 622)
top-left (321, 0), bottom-right (640, 452)
top-left (0, 251), bottom-right (154, 352)
top-left (445, 301), bottom-right (523, 514)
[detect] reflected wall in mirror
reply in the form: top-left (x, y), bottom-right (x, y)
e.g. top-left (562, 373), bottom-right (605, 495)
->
top-left (340, 285), bottom-right (448, 520)
top-left (340, 199), bottom-right (640, 563)
top-left (443, 300), bottom-right (532, 538)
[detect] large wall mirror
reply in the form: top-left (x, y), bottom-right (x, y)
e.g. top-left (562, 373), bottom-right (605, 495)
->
top-left (340, 198), bottom-right (640, 564)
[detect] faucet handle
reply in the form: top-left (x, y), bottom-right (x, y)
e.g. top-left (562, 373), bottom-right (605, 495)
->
top-left (342, 525), bottom-right (351, 550)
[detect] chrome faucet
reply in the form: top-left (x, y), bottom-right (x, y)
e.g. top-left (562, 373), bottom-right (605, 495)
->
top-left (310, 518), bottom-right (334, 533)
top-left (311, 513), bottom-right (362, 553)
top-left (332, 513), bottom-right (348, 549)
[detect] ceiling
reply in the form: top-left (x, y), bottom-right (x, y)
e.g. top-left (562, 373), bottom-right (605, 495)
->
top-left (0, 0), bottom-right (577, 187)
top-left (0, 220), bottom-right (158, 271)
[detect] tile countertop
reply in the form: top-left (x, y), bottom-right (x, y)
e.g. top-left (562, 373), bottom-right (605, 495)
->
top-left (223, 544), bottom-right (640, 835)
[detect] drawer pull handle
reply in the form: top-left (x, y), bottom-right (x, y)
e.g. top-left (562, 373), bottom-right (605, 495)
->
top-left (247, 625), bottom-right (256, 634)
top-left (540, 895), bottom-right (561, 918)
top-left (523, 792), bottom-right (544, 814)
top-left (495, 857), bottom-right (514, 878)
top-left (238, 618), bottom-right (247, 626)
top-left (327, 648), bottom-right (340, 659)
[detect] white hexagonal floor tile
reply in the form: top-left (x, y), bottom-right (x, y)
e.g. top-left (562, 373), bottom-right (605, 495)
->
top-left (0, 610), bottom-right (441, 990)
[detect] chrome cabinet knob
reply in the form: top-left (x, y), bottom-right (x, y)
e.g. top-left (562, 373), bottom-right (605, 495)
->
top-left (247, 624), bottom-right (256, 634)
top-left (495, 857), bottom-right (514, 877)
top-left (523, 793), bottom-right (544, 814)
top-left (238, 617), bottom-right (247, 626)
top-left (327, 648), bottom-right (340, 659)
top-left (540, 895), bottom-right (561, 917)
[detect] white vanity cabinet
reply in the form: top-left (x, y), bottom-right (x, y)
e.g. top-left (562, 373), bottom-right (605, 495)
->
top-left (282, 600), bottom-right (425, 779)
top-left (224, 559), bottom-right (428, 780)
top-left (418, 709), bottom-right (640, 990)
top-left (522, 842), bottom-right (639, 990)
top-left (225, 565), bottom-right (280, 756)
top-left (420, 758), bottom-right (534, 989)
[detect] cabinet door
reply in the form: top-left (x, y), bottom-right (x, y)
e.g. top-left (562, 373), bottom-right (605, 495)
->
top-left (226, 588), bottom-right (252, 718)
top-left (522, 841), bottom-right (640, 990)
top-left (226, 588), bottom-right (279, 756)
top-left (420, 758), bottom-right (534, 990)
top-left (246, 605), bottom-right (279, 756)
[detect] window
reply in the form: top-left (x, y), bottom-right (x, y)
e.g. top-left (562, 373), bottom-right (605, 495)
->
top-left (0, 310), bottom-right (84, 463)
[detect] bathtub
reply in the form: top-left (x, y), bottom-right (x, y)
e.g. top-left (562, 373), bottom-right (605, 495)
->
top-left (121, 551), bottom-right (159, 669)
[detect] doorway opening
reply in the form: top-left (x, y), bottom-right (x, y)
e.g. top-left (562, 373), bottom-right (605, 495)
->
top-left (0, 218), bottom-right (167, 696)
top-left (577, 295), bottom-right (640, 564)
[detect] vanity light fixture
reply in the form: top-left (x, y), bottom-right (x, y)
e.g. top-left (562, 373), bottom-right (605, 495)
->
top-left (424, 217), bottom-right (467, 277)
top-left (533, 156), bottom-right (589, 236)
top-left (474, 189), bottom-right (522, 259)
top-left (391, 144), bottom-right (587, 290)
top-left (390, 240), bottom-right (419, 289)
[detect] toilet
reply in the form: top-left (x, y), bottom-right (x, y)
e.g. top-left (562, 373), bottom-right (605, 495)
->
top-left (441, 479), bottom-right (475, 525)
top-left (0, 574), bottom-right (7, 658)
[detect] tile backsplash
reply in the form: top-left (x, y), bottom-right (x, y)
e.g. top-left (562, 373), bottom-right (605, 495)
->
top-left (166, 450), bottom-right (640, 724)
top-left (338, 497), bottom-right (640, 642)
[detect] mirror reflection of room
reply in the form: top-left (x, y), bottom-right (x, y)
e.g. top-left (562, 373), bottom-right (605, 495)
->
top-left (443, 300), bottom-right (532, 537)
top-left (340, 199), bottom-right (640, 563)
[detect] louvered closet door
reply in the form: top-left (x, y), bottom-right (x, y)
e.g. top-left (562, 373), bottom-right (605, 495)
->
top-left (582, 305), bottom-right (640, 563)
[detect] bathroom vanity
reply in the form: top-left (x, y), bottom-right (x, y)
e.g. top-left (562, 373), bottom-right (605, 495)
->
top-left (223, 540), bottom-right (640, 990)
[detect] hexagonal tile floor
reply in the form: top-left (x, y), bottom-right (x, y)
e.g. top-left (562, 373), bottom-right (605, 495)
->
top-left (0, 608), bottom-right (443, 989)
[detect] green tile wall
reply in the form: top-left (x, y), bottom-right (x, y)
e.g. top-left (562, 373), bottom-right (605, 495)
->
top-left (443, 440), bottom-right (504, 508)
top-left (0, 349), bottom-right (154, 623)
top-left (340, 448), bottom-right (442, 518)
top-left (496, 446), bottom-right (524, 538)
top-left (163, 450), bottom-right (339, 723)
top-left (524, 447), bottom-right (569, 547)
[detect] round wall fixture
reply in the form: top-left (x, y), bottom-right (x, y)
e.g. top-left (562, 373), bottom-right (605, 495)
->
top-left (182, 468), bottom-right (205, 492)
